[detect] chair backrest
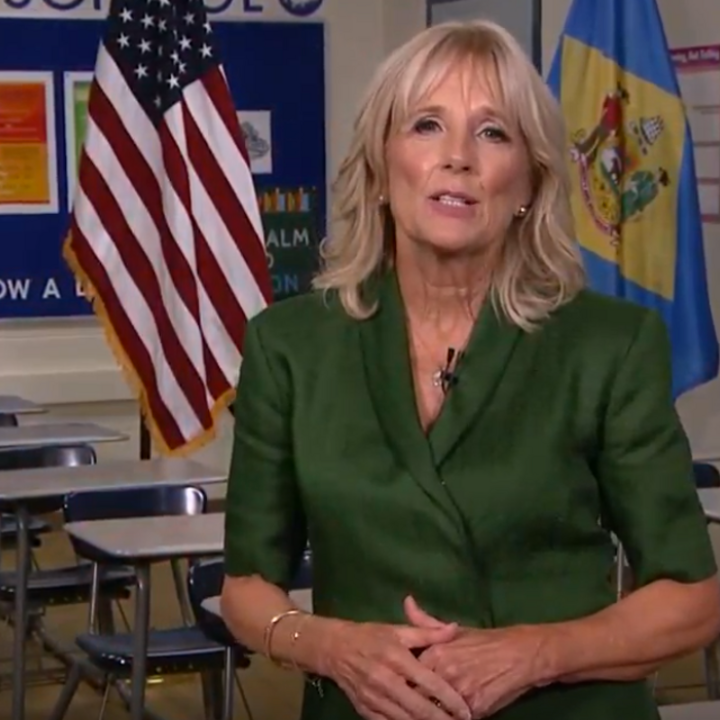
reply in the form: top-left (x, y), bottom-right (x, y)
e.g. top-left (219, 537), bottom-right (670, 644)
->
top-left (188, 547), bottom-right (313, 619)
top-left (0, 443), bottom-right (96, 471)
top-left (0, 414), bottom-right (18, 428)
top-left (63, 485), bottom-right (207, 564)
top-left (693, 462), bottom-right (720, 489)
top-left (187, 556), bottom-right (227, 644)
top-left (63, 485), bottom-right (207, 523)
top-left (187, 556), bottom-right (224, 614)
top-left (0, 444), bottom-right (97, 514)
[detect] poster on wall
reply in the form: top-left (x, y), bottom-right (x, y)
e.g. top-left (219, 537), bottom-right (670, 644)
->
top-left (239, 110), bottom-right (273, 175)
top-left (0, 70), bottom-right (58, 215)
top-left (259, 186), bottom-right (319, 300)
top-left (63, 71), bottom-right (93, 210)
top-left (0, 0), bottom-right (326, 319)
top-left (672, 44), bottom-right (720, 225)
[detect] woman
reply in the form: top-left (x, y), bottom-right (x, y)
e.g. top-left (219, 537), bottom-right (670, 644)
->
top-left (220, 19), bottom-right (720, 720)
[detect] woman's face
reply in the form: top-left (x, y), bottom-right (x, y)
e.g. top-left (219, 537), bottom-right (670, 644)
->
top-left (385, 62), bottom-right (533, 259)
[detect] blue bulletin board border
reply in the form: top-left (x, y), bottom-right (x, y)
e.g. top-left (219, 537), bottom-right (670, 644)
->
top-left (0, 16), bottom-right (326, 319)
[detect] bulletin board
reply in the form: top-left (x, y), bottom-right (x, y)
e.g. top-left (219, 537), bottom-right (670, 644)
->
top-left (0, 17), bottom-right (326, 318)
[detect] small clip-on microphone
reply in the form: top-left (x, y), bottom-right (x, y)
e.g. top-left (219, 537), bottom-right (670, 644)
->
top-left (437, 347), bottom-right (462, 395)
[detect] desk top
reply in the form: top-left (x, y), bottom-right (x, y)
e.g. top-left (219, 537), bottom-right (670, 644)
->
top-left (65, 512), bottom-right (225, 561)
top-left (0, 457), bottom-right (225, 501)
top-left (699, 488), bottom-right (720, 522)
top-left (0, 422), bottom-right (126, 449)
top-left (0, 395), bottom-right (45, 416)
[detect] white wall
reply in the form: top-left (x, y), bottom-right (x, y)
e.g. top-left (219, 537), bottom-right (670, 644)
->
top-left (542, 0), bottom-right (720, 461)
top-left (0, 0), bottom-right (426, 493)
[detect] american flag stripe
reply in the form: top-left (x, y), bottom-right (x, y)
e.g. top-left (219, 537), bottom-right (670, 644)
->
top-left (71, 198), bottom-right (201, 438)
top-left (179, 147), bottom-right (251, 354)
top-left (159, 109), bottom-right (234, 401)
top-left (204, 69), bottom-right (251, 163)
top-left (66, 0), bottom-right (272, 452)
top-left (75, 161), bottom-right (211, 426)
top-left (69, 225), bottom-right (187, 447)
top-left (95, 46), bottom-right (245, 406)
top-left (180, 101), bottom-right (268, 314)
top-left (80, 124), bottom-right (212, 410)
top-left (186, 76), bottom-right (266, 244)
top-left (87, 69), bottom-right (212, 408)
top-left (92, 55), bottom-right (204, 331)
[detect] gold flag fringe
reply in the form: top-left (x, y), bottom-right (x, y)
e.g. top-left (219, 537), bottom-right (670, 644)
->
top-left (63, 230), bottom-right (235, 457)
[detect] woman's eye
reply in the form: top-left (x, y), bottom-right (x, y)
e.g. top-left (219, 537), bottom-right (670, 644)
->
top-left (413, 118), bottom-right (440, 134)
top-left (479, 126), bottom-right (509, 141)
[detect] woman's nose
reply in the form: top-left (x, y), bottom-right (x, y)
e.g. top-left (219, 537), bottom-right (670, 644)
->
top-left (441, 133), bottom-right (475, 173)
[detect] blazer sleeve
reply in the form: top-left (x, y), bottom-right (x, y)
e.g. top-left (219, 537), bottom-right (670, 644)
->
top-left (596, 310), bottom-right (717, 588)
top-left (223, 318), bottom-right (306, 587)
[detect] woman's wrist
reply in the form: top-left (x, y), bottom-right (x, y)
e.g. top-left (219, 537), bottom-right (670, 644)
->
top-left (269, 613), bottom-right (348, 677)
top-left (523, 624), bottom-right (566, 687)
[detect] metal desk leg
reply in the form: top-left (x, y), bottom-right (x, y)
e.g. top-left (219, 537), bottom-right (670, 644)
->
top-left (11, 504), bottom-right (30, 720)
top-left (131, 563), bottom-right (152, 720)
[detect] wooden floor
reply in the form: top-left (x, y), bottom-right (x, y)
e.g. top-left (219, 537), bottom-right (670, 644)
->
top-left (0, 530), bottom-right (713, 719)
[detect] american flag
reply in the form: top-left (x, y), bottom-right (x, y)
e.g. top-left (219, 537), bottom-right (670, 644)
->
top-left (65, 0), bottom-right (273, 453)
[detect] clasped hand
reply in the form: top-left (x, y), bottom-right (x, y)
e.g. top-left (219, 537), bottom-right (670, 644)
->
top-left (325, 597), bottom-right (547, 720)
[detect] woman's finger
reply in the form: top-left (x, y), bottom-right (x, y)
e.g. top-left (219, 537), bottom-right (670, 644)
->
top-left (384, 677), bottom-right (468, 720)
top-left (393, 623), bottom-right (459, 649)
top-left (403, 595), bottom-right (448, 628)
top-left (401, 660), bottom-right (472, 720)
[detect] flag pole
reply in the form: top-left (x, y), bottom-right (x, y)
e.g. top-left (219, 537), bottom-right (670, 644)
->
top-left (139, 414), bottom-right (151, 460)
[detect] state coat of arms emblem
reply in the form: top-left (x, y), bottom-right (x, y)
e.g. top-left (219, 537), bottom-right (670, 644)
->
top-left (570, 83), bottom-right (670, 245)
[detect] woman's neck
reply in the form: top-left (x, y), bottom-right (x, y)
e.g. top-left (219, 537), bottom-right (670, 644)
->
top-left (395, 246), bottom-right (493, 330)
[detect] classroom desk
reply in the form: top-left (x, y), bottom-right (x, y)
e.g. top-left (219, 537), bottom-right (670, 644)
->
top-left (63, 512), bottom-right (226, 720)
top-left (0, 395), bottom-right (45, 416)
top-left (0, 422), bottom-right (126, 449)
top-left (2, 458), bottom-right (225, 720)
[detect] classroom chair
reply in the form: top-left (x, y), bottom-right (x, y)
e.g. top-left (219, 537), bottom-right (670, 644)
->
top-left (49, 484), bottom-right (240, 720)
top-left (188, 549), bottom-right (314, 720)
top-left (0, 413), bottom-right (51, 553)
top-left (0, 444), bottom-right (135, 667)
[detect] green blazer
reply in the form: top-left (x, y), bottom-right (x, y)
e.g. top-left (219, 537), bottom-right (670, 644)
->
top-left (224, 272), bottom-right (716, 720)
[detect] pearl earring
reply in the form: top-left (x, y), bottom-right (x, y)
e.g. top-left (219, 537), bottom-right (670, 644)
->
top-left (516, 205), bottom-right (529, 218)
top-left (378, 194), bottom-right (386, 204)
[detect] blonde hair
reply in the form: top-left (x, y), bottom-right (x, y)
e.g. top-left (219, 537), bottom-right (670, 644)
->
top-left (313, 20), bottom-right (585, 330)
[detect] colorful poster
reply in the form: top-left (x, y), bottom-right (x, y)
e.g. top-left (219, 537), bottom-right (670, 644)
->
top-left (0, 71), bottom-right (57, 214)
top-left (259, 186), bottom-right (319, 300)
top-left (672, 44), bottom-right (720, 225)
top-left (63, 71), bottom-right (93, 210)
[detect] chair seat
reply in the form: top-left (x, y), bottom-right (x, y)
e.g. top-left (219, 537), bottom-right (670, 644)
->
top-left (76, 626), bottom-right (250, 675)
top-left (0, 564), bottom-right (134, 605)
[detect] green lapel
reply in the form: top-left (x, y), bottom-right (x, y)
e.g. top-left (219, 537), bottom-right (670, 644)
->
top-left (428, 297), bottom-right (523, 467)
top-left (358, 272), bottom-right (465, 527)
top-left (358, 271), bottom-right (524, 477)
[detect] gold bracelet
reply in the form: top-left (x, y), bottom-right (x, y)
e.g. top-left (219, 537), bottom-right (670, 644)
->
top-left (263, 609), bottom-right (302, 668)
top-left (289, 613), bottom-right (313, 672)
